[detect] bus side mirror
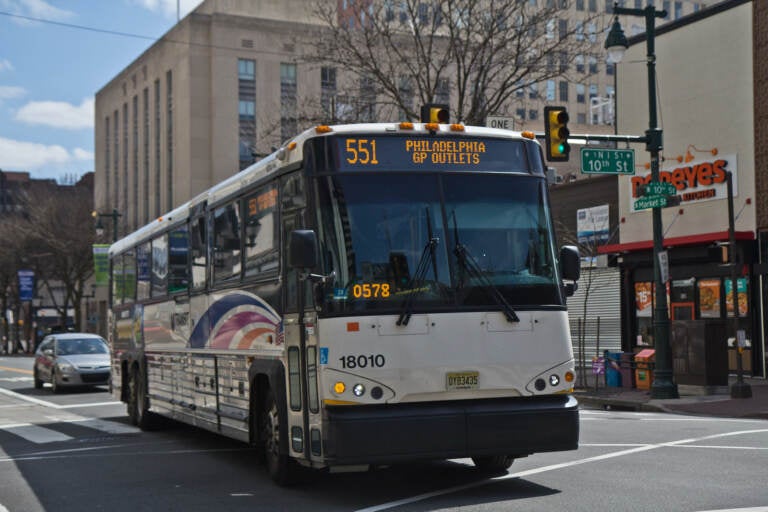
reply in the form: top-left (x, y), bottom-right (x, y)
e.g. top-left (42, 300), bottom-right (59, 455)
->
top-left (560, 245), bottom-right (580, 281)
top-left (289, 230), bottom-right (318, 269)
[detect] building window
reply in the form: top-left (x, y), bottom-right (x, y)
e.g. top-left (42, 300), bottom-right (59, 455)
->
top-left (606, 59), bottom-right (615, 76)
top-left (528, 109), bottom-right (538, 121)
top-left (239, 58), bottom-right (257, 170)
top-left (281, 63), bottom-right (297, 141)
top-left (143, 87), bottom-right (149, 226)
top-left (528, 81), bottom-right (538, 100)
top-left (559, 81), bottom-right (569, 102)
top-left (546, 80), bottom-right (555, 101)
top-left (359, 75), bottom-right (376, 122)
top-left (132, 94), bottom-right (139, 230)
top-left (516, 108), bottom-right (526, 120)
top-left (674, 1), bottom-right (682, 19)
top-left (576, 84), bottom-right (585, 103)
top-left (558, 19), bottom-right (567, 40)
top-left (577, 113), bottom-right (587, 124)
top-left (166, 70), bottom-right (173, 211)
top-left (588, 55), bottom-right (598, 74)
top-left (398, 75), bottom-right (414, 119)
top-left (576, 0), bottom-right (584, 10)
top-left (559, 51), bottom-right (568, 73)
top-left (154, 79), bottom-right (161, 218)
top-left (105, 116), bottom-right (110, 209)
top-left (123, 102), bottom-right (128, 217)
top-left (113, 111), bottom-right (119, 210)
top-left (321, 66), bottom-right (337, 121)
top-left (589, 84), bottom-right (598, 101)
top-left (588, 0), bottom-right (596, 12)
top-left (436, 77), bottom-right (450, 105)
top-left (575, 21), bottom-right (584, 41)
top-left (663, 1), bottom-right (670, 19)
top-left (575, 54), bottom-right (585, 74)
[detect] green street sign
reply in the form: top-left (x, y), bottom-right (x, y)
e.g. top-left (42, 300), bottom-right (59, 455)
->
top-left (580, 148), bottom-right (635, 175)
top-left (634, 195), bottom-right (668, 210)
top-left (643, 181), bottom-right (677, 196)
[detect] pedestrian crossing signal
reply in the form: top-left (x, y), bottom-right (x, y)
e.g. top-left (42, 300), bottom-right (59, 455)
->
top-left (544, 106), bottom-right (570, 161)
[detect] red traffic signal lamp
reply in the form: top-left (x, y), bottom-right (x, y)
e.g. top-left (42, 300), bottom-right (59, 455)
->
top-left (420, 103), bottom-right (450, 123)
top-left (544, 106), bottom-right (570, 161)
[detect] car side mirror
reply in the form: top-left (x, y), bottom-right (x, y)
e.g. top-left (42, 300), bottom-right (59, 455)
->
top-left (560, 245), bottom-right (580, 281)
top-left (43, 348), bottom-right (54, 356)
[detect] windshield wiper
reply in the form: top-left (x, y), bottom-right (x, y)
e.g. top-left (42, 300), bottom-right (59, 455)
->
top-left (452, 212), bottom-right (520, 323)
top-left (397, 208), bottom-right (439, 326)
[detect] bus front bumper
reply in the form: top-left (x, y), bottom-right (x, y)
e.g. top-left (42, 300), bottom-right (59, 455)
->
top-left (322, 395), bottom-right (579, 466)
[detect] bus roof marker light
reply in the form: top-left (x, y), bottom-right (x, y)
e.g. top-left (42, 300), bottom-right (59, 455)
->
top-left (315, 125), bottom-right (333, 134)
top-left (521, 131), bottom-right (536, 140)
top-left (399, 122), bottom-right (414, 130)
top-left (425, 122), bottom-right (439, 132)
top-left (449, 124), bottom-right (465, 132)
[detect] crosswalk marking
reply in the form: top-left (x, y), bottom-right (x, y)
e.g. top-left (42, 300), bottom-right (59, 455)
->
top-left (1, 423), bottom-right (73, 443)
top-left (0, 418), bottom-right (139, 443)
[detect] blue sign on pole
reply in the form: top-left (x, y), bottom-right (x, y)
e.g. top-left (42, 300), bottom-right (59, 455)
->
top-left (18, 269), bottom-right (35, 302)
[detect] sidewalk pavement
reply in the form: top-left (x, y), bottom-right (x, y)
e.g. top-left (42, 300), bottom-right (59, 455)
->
top-left (575, 376), bottom-right (768, 420)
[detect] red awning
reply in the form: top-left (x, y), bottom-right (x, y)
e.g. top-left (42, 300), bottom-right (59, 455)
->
top-left (597, 230), bottom-right (754, 255)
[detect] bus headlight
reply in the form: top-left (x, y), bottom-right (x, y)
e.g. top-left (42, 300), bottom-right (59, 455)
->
top-left (549, 374), bottom-right (560, 386)
top-left (352, 383), bottom-right (365, 397)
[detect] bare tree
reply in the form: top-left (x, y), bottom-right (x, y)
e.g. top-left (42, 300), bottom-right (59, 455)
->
top-left (17, 183), bottom-right (95, 332)
top-left (306, 0), bottom-right (600, 125)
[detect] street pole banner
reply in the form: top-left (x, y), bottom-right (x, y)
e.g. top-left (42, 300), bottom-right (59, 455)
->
top-left (93, 244), bottom-right (110, 287)
top-left (17, 269), bottom-right (34, 301)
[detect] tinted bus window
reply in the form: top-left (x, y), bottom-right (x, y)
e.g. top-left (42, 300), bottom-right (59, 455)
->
top-left (112, 254), bottom-right (124, 306)
top-left (169, 227), bottom-right (189, 293)
top-left (213, 201), bottom-right (242, 283)
top-left (190, 216), bottom-right (207, 290)
top-left (151, 234), bottom-right (168, 297)
top-left (244, 184), bottom-right (278, 278)
top-left (137, 242), bottom-right (151, 300)
top-left (123, 248), bottom-right (137, 304)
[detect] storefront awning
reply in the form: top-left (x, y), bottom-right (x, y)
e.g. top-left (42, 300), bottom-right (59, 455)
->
top-left (597, 230), bottom-right (754, 255)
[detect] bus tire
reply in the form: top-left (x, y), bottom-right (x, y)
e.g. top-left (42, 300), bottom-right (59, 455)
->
top-left (471, 455), bottom-right (514, 474)
top-left (128, 365), bottom-right (155, 430)
top-left (260, 388), bottom-right (297, 486)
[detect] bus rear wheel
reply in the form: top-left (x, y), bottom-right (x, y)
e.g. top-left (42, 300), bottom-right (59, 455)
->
top-left (471, 455), bottom-right (514, 474)
top-left (259, 389), bottom-right (297, 486)
top-left (128, 366), bottom-right (155, 430)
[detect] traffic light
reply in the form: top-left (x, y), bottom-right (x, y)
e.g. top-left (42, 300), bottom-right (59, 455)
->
top-left (544, 106), bottom-right (570, 161)
top-left (420, 103), bottom-right (449, 123)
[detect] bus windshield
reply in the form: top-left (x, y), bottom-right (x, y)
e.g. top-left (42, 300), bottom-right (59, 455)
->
top-left (315, 172), bottom-right (563, 315)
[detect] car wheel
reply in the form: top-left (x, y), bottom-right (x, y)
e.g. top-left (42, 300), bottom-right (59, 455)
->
top-left (259, 389), bottom-right (298, 486)
top-left (50, 370), bottom-right (61, 394)
top-left (471, 455), bottom-right (514, 474)
top-left (33, 368), bottom-right (43, 389)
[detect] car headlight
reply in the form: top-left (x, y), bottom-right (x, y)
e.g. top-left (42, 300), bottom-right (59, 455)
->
top-left (56, 362), bottom-right (75, 373)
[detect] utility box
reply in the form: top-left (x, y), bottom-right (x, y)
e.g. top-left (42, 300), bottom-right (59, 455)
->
top-left (635, 349), bottom-right (655, 390)
top-left (620, 352), bottom-right (635, 388)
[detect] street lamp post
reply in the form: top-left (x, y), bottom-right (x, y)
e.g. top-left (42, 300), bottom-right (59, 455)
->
top-left (93, 208), bottom-right (122, 243)
top-left (606, 2), bottom-right (679, 399)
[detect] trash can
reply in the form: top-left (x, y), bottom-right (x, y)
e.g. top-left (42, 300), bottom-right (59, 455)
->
top-left (634, 349), bottom-right (655, 390)
top-left (604, 351), bottom-right (622, 387)
top-left (620, 352), bottom-right (635, 388)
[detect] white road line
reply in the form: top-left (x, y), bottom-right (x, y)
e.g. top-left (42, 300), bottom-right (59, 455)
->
top-left (0, 387), bottom-right (61, 408)
top-left (695, 508), bottom-right (768, 512)
top-left (355, 428), bottom-right (768, 512)
top-left (0, 424), bottom-right (73, 444)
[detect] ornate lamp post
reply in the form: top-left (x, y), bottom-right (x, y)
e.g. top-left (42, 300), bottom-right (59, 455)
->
top-left (93, 209), bottom-right (122, 243)
top-left (606, 2), bottom-right (678, 399)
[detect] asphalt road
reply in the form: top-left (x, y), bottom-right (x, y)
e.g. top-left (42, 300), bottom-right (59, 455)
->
top-left (1, 356), bottom-right (766, 512)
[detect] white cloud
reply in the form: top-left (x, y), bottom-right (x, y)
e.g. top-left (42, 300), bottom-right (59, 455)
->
top-left (132, 0), bottom-right (203, 19)
top-left (73, 147), bottom-right (93, 161)
top-left (15, 97), bottom-right (94, 130)
top-left (0, 0), bottom-right (74, 23)
top-left (0, 136), bottom-right (71, 170)
top-left (0, 59), bottom-right (13, 72)
top-left (0, 85), bottom-right (25, 100)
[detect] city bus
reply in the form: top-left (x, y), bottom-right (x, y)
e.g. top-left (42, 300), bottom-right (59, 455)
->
top-left (107, 121), bottom-right (581, 485)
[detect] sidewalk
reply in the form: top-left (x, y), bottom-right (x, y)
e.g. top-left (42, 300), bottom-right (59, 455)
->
top-left (575, 376), bottom-right (768, 420)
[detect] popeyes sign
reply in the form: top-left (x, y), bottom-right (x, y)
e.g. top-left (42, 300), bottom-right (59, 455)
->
top-left (630, 154), bottom-right (738, 212)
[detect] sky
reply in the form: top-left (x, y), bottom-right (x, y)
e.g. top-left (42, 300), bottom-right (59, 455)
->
top-left (0, 0), bottom-right (205, 182)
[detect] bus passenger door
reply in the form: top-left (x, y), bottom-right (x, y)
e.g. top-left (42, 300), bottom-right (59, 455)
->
top-left (282, 217), bottom-right (322, 465)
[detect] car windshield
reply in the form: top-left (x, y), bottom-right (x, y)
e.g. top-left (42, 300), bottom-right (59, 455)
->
top-left (57, 338), bottom-right (108, 355)
top-left (315, 172), bottom-right (563, 315)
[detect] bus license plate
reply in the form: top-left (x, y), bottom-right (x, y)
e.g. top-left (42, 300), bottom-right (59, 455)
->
top-left (446, 371), bottom-right (479, 390)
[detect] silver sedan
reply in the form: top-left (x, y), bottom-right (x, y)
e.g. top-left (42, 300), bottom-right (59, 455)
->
top-left (33, 333), bottom-right (111, 393)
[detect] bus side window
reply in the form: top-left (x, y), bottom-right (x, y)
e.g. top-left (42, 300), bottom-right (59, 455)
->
top-left (112, 254), bottom-right (124, 307)
top-left (169, 227), bottom-right (190, 293)
top-left (137, 243), bottom-right (151, 300)
top-left (151, 234), bottom-right (169, 297)
top-left (212, 201), bottom-right (242, 283)
top-left (123, 248), bottom-right (137, 304)
top-left (190, 216), bottom-right (207, 290)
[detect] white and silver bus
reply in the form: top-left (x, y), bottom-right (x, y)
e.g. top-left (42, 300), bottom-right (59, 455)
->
top-left (107, 121), bottom-right (581, 484)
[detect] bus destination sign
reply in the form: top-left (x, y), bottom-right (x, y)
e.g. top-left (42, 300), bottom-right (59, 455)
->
top-left (334, 135), bottom-right (528, 173)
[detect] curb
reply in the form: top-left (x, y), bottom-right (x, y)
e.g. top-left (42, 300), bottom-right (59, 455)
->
top-left (576, 395), bottom-right (665, 413)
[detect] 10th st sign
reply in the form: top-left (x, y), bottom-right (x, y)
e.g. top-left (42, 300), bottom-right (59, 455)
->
top-left (581, 148), bottom-right (635, 175)
top-left (634, 181), bottom-right (678, 210)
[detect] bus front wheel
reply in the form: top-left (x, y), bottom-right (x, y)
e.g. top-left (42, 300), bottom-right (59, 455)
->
top-left (471, 455), bottom-right (514, 474)
top-left (260, 389), bottom-right (297, 485)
